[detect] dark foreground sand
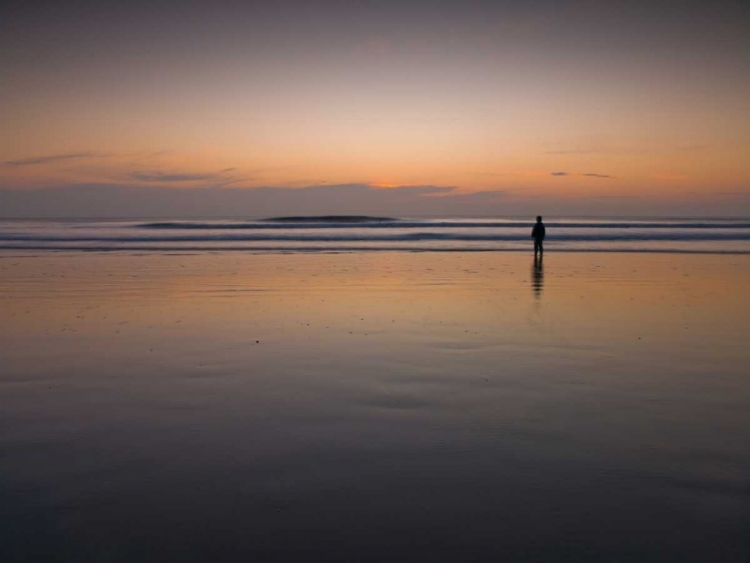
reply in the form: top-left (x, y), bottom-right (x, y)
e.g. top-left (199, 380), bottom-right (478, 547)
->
top-left (1, 251), bottom-right (749, 562)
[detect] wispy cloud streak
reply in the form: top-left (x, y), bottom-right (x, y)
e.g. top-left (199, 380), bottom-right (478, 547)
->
top-left (551, 172), bottom-right (613, 179)
top-left (5, 152), bottom-right (107, 167)
top-left (129, 171), bottom-right (222, 183)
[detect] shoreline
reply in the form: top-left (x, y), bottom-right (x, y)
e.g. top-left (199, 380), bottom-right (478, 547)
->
top-left (2, 247), bottom-right (750, 254)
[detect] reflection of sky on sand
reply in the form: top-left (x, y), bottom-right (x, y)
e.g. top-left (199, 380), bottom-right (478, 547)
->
top-left (1, 251), bottom-right (749, 561)
top-left (3, 251), bottom-right (747, 350)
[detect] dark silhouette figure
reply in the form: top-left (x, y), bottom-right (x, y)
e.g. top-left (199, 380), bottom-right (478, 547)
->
top-left (531, 216), bottom-right (545, 256)
top-left (532, 254), bottom-right (544, 298)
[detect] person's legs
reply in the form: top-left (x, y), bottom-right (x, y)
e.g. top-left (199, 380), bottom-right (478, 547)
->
top-left (534, 240), bottom-right (540, 255)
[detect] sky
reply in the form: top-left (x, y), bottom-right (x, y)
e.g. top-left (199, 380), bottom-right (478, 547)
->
top-left (1, 0), bottom-right (749, 217)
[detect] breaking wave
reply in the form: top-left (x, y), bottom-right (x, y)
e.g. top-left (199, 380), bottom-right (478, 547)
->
top-left (1, 217), bottom-right (749, 252)
top-left (132, 219), bottom-right (750, 230)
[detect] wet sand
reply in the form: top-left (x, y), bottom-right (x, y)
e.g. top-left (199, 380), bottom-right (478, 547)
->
top-left (1, 251), bottom-right (749, 562)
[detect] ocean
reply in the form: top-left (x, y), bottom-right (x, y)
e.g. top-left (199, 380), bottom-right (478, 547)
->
top-left (1, 217), bottom-right (749, 253)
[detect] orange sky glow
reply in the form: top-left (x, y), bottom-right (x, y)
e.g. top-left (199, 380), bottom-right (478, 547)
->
top-left (1, 1), bottom-right (748, 216)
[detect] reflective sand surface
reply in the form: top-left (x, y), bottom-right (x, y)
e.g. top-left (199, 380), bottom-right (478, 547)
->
top-left (1, 252), bottom-right (749, 561)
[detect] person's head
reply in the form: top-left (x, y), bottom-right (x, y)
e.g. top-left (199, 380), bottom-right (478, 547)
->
top-left (536, 216), bottom-right (542, 223)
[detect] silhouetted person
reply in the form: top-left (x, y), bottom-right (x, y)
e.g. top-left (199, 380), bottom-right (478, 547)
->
top-left (531, 216), bottom-right (545, 256)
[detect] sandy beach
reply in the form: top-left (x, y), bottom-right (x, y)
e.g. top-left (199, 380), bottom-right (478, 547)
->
top-left (1, 251), bottom-right (749, 562)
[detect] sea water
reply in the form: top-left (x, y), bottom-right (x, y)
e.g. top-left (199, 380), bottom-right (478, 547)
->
top-left (0, 216), bottom-right (748, 253)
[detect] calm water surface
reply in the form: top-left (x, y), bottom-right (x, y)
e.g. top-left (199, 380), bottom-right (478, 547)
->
top-left (1, 251), bottom-right (748, 562)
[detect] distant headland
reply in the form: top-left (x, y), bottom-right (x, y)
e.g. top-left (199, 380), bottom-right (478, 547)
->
top-left (265, 216), bottom-right (396, 223)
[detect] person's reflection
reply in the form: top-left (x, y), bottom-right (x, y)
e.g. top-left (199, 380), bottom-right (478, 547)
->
top-left (532, 254), bottom-right (544, 298)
